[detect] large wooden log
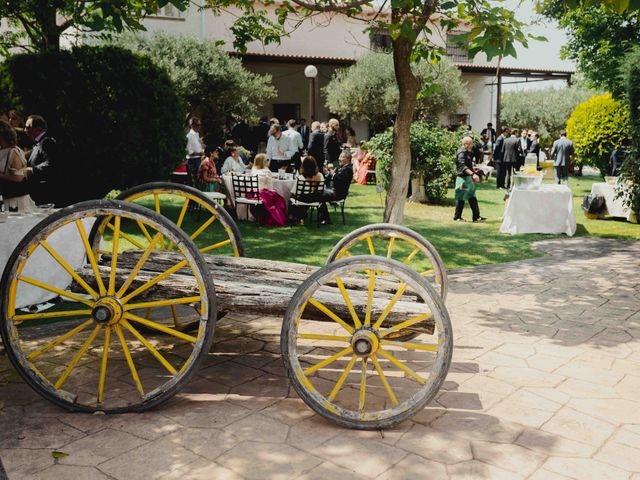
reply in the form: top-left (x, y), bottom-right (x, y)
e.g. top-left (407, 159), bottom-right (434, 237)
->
top-left (74, 252), bottom-right (435, 333)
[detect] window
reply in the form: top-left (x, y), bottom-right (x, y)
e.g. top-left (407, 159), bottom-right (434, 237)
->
top-left (446, 31), bottom-right (470, 63)
top-left (370, 30), bottom-right (392, 52)
top-left (155, 4), bottom-right (183, 18)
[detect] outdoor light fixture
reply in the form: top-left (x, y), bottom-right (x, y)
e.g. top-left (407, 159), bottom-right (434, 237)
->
top-left (304, 65), bottom-right (318, 78)
top-left (304, 65), bottom-right (318, 121)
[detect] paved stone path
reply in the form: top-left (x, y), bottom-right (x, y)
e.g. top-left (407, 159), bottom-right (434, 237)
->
top-left (1, 238), bottom-right (639, 479)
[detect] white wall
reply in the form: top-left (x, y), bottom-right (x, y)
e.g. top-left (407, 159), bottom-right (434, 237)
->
top-left (462, 73), bottom-right (496, 130)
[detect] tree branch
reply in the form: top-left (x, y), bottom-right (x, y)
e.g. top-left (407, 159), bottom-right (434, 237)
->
top-left (287, 0), bottom-right (374, 13)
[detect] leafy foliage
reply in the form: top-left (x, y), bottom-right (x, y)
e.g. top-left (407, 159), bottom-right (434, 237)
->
top-left (0, 0), bottom-right (188, 53)
top-left (368, 122), bottom-right (458, 203)
top-left (0, 45), bottom-right (184, 205)
top-left (500, 85), bottom-right (595, 146)
top-left (566, 93), bottom-right (631, 174)
top-left (106, 32), bottom-right (276, 141)
top-left (323, 53), bottom-right (468, 133)
top-left (620, 46), bottom-right (640, 215)
top-left (539, 2), bottom-right (640, 97)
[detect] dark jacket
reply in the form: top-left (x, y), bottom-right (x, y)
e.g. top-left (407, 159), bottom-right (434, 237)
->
top-left (610, 147), bottom-right (625, 176)
top-left (528, 140), bottom-right (540, 160)
top-left (298, 124), bottom-right (310, 147)
top-left (28, 133), bottom-right (57, 183)
top-left (308, 131), bottom-right (324, 170)
top-left (502, 136), bottom-right (522, 164)
top-left (326, 163), bottom-right (353, 200)
top-left (456, 148), bottom-right (475, 177)
top-left (493, 134), bottom-right (505, 162)
top-left (481, 127), bottom-right (496, 143)
top-left (324, 131), bottom-right (341, 167)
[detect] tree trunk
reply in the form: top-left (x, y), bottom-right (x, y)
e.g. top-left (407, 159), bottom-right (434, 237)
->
top-left (32, 1), bottom-right (61, 52)
top-left (384, 33), bottom-right (420, 224)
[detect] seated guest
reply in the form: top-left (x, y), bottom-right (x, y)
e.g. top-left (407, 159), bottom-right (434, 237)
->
top-left (197, 148), bottom-right (223, 192)
top-left (0, 120), bottom-right (30, 207)
top-left (251, 153), bottom-right (273, 189)
top-left (356, 146), bottom-right (374, 185)
top-left (316, 150), bottom-right (353, 225)
top-left (22, 115), bottom-right (57, 205)
top-left (291, 155), bottom-right (324, 195)
top-left (221, 147), bottom-right (246, 175)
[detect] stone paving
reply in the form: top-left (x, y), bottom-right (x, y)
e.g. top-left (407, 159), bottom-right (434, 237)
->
top-left (1, 237), bottom-right (639, 479)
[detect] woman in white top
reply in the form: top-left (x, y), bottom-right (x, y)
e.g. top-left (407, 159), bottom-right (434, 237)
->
top-left (0, 120), bottom-right (30, 209)
top-left (221, 147), bottom-right (246, 175)
top-left (251, 153), bottom-right (273, 189)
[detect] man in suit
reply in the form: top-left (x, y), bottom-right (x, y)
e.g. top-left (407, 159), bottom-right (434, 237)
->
top-left (481, 122), bottom-right (496, 144)
top-left (324, 118), bottom-right (342, 168)
top-left (307, 121), bottom-right (324, 171)
top-left (316, 150), bottom-right (354, 224)
top-left (528, 131), bottom-right (541, 168)
top-left (550, 130), bottom-right (574, 184)
top-left (493, 127), bottom-right (508, 189)
top-left (518, 129), bottom-right (531, 170)
top-left (23, 115), bottom-right (57, 204)
top-left (297, 118), bottom-right (310, 148)
top-left (502, 128), bottom-right (523, 189)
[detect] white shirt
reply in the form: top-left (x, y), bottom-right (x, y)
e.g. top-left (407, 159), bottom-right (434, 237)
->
top-left (186, 128), bottom-right (203, 158)
top-left (221, 156), bottom-right (246, 175)
top-left (283, 128), bottom-right (303, 151)
top-left (266, 134), bottom-right (294, 161)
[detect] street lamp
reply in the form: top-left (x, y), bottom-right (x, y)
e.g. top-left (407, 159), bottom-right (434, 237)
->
top-left (304, 65), bottom-right (318, 122)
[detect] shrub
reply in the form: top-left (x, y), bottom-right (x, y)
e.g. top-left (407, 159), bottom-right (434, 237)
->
top-left (621, 46), bottom-right (640, 216)
top-left (0, 45), bottom-right (184, 205)
top-left (368, 122), bottom-right (458, 203)
top-left (566, 93), bottom-right (631, 175)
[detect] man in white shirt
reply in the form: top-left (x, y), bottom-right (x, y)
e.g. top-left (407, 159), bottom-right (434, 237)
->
top-left (266, 124), bottom-right (295, 172)
top-left (282, 119), bottom-right (303, 171)
top-left (186, 117), bottom-right (204, 180)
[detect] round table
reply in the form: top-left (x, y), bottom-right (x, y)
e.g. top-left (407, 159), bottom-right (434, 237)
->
top-left (222, 174), bottom-right (296, 220)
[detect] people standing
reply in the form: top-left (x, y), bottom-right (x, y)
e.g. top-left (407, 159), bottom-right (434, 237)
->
top-left (23, 115), bottom-right (57, 204)
top-left (324, 118), bottom-right (342, 168)
top-left (610, 139), bottom-right (630, 176)
top-left (283, 119), bottom-right (304, 172)
top-left (266, 124), bottom-right (294, 172)
top-left (453, 137), bottom-right (485, 222)
top-left (528, 132), bottom-right (541, 168)
top-left (297, 118), bottom-right (310, 148)
top-left (493, 126), bottom-right (508, 189)
top-left (518, 129), bottom-right (531, 171)
top-left (550, 130), bottom-right (575, 184)
top-left (481, 122), bottom-right (497, 145)
top-left (502, 128), bottom-right (522, 189)
top-left (307, 121), bottom-right (325, 172)
top-left (186, 117), bottom-right (204, 182)
top-left (0, 120), bottom-right (29, 204)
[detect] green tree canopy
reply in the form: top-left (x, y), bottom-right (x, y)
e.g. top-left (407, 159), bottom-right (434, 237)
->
top-left (106, 32), bottom-right (276, 139)
top-left (323, 52), bottom-right (468, 133)
top-left (500, 85), bottom-right (595, 144)
top-left (566, 92), bottom-right (631, 173)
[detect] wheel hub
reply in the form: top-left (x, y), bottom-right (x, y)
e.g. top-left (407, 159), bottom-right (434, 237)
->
top-left (91, 297), bottom-right (124, 325)
top-left (351, 328), bottom-right (379, 357)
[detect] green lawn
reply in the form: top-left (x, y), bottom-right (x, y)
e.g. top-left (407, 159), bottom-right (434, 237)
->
top-left (234, 175), bottom-right (639, 269)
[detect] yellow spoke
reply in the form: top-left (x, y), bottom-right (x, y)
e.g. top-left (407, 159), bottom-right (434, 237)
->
top-left (365, 236), bottom-right (376, 256)
top-left (136, 219), bottom-right (153, 243)
top-left (359, 357), bottom-right (368, 412)
top-left (108, 217), bottom-right (121, 295)
top-left (124, 296), bottom-right (201, 311)
top-left (106, 221), bottom-right (146, 250)
top-left (167, 198), bottom-right (190, 251)
top-left (339, 249), bottom-right (352, 258)
top-left (154, 192), bottom-right (161, 214)
top-left (308, 298), bottom-right (354, 334)
top-left (40, 240), bottom-right (99, 299)
top-left (328, 355), bottom-right (357, 401)
top-left (124, 313), bottom-right (197, 343)
top-left (377, 348), bottom-right (427, 384)
top-left (386, 237), bottom-right (395, 258)
top-left (54, 325), bottom-right (102, 389)
top-left (298, 333), bottom-right (351, 342)
top-left (334, 276), bottom-right (361, 328)
top-left (120, 259), bottom-right (189, 304)
top-left (170, 304), bottom-right (180, 328)
top-left (19, 276), bottom-right (94, 307)
top-left (364, 269), bottom-right (375, 326)
top-left (371, 354), bottom-right (398, 406)
top-left (121, 319), bottom-right (177, 375)
top-left (190, 214), bottom-right (217, 242)
top-left (114, 324), bottom-right (144, 396)
top-left (13, 309), bottom-right (92, 322)
top-left (116, 233), bottom-right (163, 298)
top-left (402, 247), bottom-right (420, 265)
top-left (381, 312), bottom-right (432, 338)
top-left (372, 282), bottom-right (408, 330)
top-left (304, 346), bottom-right (353, 376)
top-left (27, 319), bottom-right (93, 360)
top-left (76, 220), bottom-right (106, 296)
top-left (200, 239), bottom-right (232, 253)
top-left (97, 327), bottom-right (111, 403)
top-left (381, 340), bottom-right (439, 352)
top-left (420, 269), bottom-right (434, 276)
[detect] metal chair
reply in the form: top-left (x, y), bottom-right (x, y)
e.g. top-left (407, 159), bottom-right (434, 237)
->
top-left (290, 178), bottom-right (325, 226)
top-left (330, 194), bottom-right (347, 225)
top-left (231, 174), bottom-right (262, 219)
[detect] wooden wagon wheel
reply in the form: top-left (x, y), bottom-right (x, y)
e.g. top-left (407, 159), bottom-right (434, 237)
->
top-left (326, 223), bottom-right (448, 301)
top-left (282, 256), bottom-right (452, 430)
top-left (0, 200), bottom-right (216, 412)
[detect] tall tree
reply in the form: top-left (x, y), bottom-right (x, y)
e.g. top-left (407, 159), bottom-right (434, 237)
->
top-left (206, 0), bottom-right (536, 223)
top-left (0, 0), bottom-right (188, 53)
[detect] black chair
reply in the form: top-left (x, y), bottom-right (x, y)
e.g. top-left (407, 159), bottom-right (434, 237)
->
top-left (330, 194), bottom-right (347, 225)
top-left (231, 174), bottom-right (262, 219)
top-left (290, 178), bottom-right (325, 226)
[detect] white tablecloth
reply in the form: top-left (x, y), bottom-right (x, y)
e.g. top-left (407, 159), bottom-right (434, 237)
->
top-left (1, 215), bottom-right (95, 309)
top-left (222, 174), bottom-right (296, 220)
top-left (590, 182), bottom-right (633, 221)
top-left (500, 184), bottom-right (577, 236)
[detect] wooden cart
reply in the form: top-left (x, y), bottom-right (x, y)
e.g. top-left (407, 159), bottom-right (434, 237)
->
top-left (0, 183), bottom-right (452, 430)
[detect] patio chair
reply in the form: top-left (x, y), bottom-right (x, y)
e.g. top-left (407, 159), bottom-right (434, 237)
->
top-left (330, 194), bottom-right (348, 225)
top-left (290, 178), bottom-right (325, 226)
top-left (231, 174), bottom-right (262, 219)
